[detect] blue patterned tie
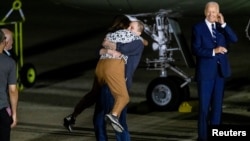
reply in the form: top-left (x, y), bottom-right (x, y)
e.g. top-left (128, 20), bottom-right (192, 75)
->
top-left (212, 23), bottom-right (217, 43)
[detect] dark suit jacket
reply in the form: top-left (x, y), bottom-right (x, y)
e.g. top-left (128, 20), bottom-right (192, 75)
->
top-left (191, 20), bottom-right (238, 81)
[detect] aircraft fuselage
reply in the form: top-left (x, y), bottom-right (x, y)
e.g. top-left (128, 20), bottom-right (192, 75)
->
top-left (52, 0), bottom-right (250, 16)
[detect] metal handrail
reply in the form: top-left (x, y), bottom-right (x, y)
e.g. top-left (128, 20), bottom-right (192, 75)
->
top-left (245, 18), bottom-right (250, 40)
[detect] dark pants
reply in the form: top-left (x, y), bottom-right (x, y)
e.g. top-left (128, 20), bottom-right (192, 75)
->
top-left (72, 77), bottom-right (101, 117)
top-left (0, 108), bottom-right (12, 141)
top-left (93, 85), bottom-right (130, 141)
top-left (197, 71), bottom-right (224, 141)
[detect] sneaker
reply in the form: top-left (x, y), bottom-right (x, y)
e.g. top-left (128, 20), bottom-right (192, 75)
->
top-left (111, 123), bottom-right (123, 133)
top-left (63, 114), bottom-right (75, 132)
top-left (105, 114), bottom-right (124, 133)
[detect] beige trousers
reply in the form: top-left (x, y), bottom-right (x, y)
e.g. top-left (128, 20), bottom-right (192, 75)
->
top-left (95, 59), bottom-right (129, 117)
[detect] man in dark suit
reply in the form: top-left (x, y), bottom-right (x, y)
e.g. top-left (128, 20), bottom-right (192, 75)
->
top-left (191, 1), bottom-right (238, 141)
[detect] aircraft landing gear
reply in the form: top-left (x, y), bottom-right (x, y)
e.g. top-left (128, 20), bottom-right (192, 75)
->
top-left (146, 75), bottom-right (190, 111)
top-left (129, 9), bottom-right (195, 111)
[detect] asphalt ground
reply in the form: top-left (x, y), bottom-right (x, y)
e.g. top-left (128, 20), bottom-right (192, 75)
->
top-left (11, 70), bottom-right (250, 141)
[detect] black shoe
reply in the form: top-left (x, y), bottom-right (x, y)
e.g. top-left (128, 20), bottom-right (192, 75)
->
top-left (63, 114), bottom-right (75, 132)
top-left (105, 114), bottom-right (124, 133)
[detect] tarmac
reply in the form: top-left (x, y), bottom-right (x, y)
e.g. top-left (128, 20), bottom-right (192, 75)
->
top-left (10, 69), bottom-right (250, 141)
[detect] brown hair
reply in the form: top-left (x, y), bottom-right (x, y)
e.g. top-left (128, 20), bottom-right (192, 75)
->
top-left (107, 15), bottom-right (130, 32)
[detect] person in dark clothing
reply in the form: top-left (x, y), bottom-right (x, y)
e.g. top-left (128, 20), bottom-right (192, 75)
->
top-left (94, 34), bottom-right (144, 140)
top-left (191, 2), bottom-right (237, 141)
top-left (63, 15), bottom-right (146, 140)
top-left (0, 28), bottom-right (19, 141)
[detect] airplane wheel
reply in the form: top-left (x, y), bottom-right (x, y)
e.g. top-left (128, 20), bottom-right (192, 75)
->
top-left (146, 77), bottom-right (180, 111)
top-left (20, 63), bottom-right (36, 88)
